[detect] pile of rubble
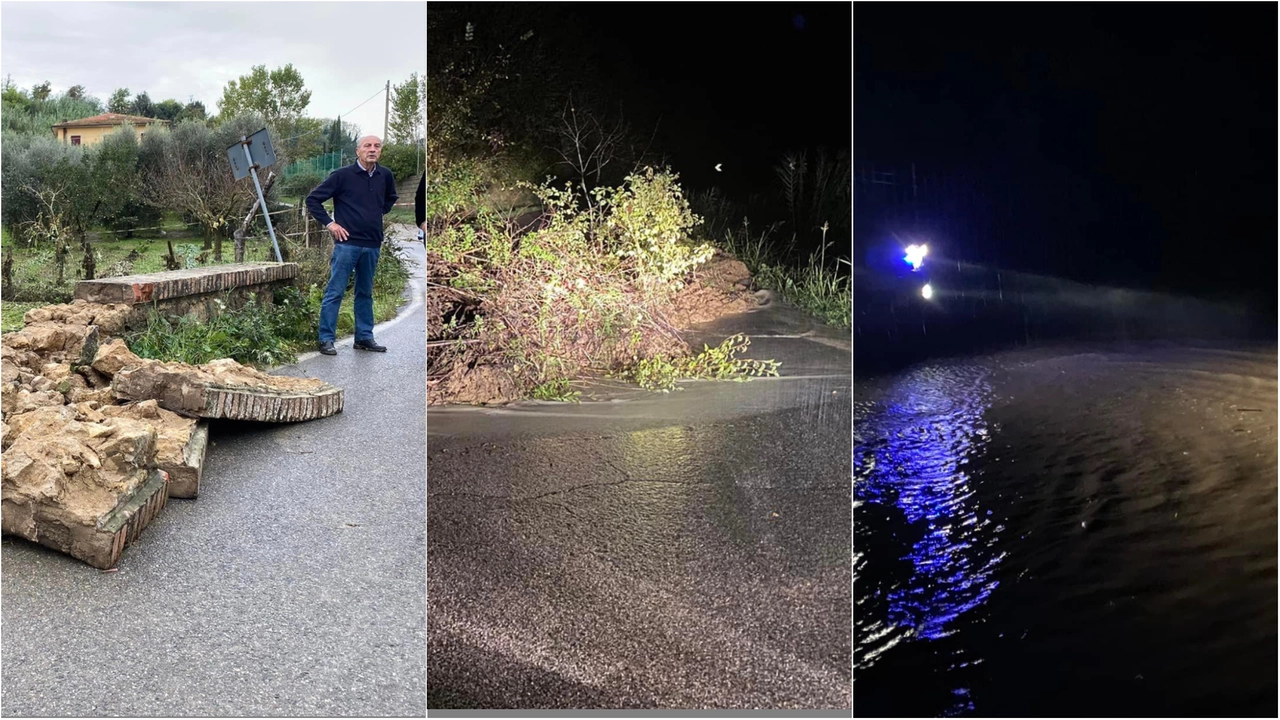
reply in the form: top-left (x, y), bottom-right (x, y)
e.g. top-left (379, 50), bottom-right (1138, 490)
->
top-left (2, 300), bottom-right (343, 569)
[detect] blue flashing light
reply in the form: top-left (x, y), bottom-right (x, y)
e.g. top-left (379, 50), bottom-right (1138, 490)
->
top-left (904, 244), bottom-right (928, 271)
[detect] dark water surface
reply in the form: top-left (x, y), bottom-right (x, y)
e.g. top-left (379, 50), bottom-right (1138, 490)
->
top-left (429, 300), bottom-right (852, 709)
top-left (854, 343), bottom-right (1278, 717)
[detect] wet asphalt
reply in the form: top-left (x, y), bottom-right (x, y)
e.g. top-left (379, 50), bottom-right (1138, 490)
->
top-left (427, 297), bottom-right (853, 709)
top-left (0, 238), bottom-right (427, 717)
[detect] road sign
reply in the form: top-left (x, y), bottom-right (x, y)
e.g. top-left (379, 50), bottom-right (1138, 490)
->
top-left (226, 128), bottom-right (277, 180)
top-left (227, 129), bottom-right (283, 262)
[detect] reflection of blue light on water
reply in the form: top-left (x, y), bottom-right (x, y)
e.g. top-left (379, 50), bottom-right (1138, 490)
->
top-left (855, 366), bottom-right (1005, 643)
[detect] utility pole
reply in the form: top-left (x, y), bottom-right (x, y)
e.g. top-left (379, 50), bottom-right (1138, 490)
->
top-left (383, 79), bottom-right (390, 142)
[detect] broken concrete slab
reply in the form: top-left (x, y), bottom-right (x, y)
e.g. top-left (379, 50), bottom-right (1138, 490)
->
top-left (1, 468), bottom-right (170, 570)
top-left (113, 359), bottom-right (343, 422)
top-left (173, 423), bottom-right (209, 499)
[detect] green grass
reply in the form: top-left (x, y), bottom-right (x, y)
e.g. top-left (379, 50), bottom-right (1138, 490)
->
top-left (754, 254), bottom-right (852, 329)
top-left (2, 302), bottom-right (40, 333)
top-left (127, 290), bottom-right (312, 367)
top-left (126, 247), bottom-right (411, 367)
top-left (386, 206), bottom-right (418, 225)
top-left (716, 221), bottom-right (851, 329)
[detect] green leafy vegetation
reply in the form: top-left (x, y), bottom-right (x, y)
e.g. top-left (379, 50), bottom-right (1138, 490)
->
top-left (530, 379), bottom-right (581, 403)
top-left (124, 245), bottom-right (410, 367)
top-left (715, 218), bottom-right (852, 329)
top-left (621, 334), bottom-right (780, 392)
top-left (127, 290), bottom-right (311, 367)
top-left (1, 302), bottom-right (40, 334)
top-left (429, 167), bottom-right (772, 403)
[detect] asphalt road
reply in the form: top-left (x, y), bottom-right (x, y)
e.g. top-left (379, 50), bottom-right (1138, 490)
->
top-left (427, 296), bottom-right (853, 709)
top-left (1, 237), bottom-right (427, 717)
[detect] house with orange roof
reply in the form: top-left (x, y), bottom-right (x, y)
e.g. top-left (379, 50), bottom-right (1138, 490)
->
top-left (51, 113), bottom-right (170, 146)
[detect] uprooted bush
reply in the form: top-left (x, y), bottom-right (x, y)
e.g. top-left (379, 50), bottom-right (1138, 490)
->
top-left (428, 166), bottom-right (776, 405)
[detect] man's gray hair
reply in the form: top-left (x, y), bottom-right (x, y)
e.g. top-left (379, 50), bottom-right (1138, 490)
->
top-left (357, 135), bottom-right (383, 146)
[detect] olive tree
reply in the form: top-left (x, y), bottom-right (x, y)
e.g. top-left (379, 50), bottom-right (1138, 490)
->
top-left (1, 126), bottom-right (140, 281)
top-left (138, 114), bottom-right (279, 261)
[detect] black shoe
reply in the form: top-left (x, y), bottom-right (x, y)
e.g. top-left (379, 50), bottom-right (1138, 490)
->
top-left (318, 341), bottom-right (337, 356)
top-left (353, 339), bottom-right (387, 352)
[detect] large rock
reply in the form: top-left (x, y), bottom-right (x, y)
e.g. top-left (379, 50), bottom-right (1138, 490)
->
top-left (15, 388), bottom-right (67, 414)
top-left (1, 381), bottom-right (17, 416)
top-left (103, 401), bottom-right (207, 499)
top-left (2, 405), bottom-right (77, 450)
top-left (3, 322), bottom-right (99, 367)
top-left (23, 300), bottom-right (134, 336)
top-left (92, 338), bottom-right (143, 378)
top-left (1, 415), bottom-right (168, 569)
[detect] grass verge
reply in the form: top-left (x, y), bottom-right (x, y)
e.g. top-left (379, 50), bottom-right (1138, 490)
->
top-left (716, 219), bottom-right (851, 329)
top-left (2, 302), bottom-right (40, 334)
top-left (123, 242), bottom-right (410, 367)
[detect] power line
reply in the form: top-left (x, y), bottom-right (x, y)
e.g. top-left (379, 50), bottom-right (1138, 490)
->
top-left (338, 85), bottom-right (386, 120)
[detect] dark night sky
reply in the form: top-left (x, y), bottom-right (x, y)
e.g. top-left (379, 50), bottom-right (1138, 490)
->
top-left (562, 4), bottom-right (852, 198)
top-left (855, 3), bottom-right (1278, 309)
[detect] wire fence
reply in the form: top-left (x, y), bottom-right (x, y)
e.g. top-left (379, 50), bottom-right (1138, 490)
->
top-left (282, 151), bottom-right (348, 180)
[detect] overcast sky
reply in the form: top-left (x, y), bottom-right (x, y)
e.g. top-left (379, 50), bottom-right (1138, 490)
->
top-left (0, 1), bottom-right (425, 139)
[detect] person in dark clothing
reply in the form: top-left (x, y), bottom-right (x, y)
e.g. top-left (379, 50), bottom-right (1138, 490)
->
top-left (306, 134), bottom-right (398, 355)
top-left (415, 172), bottom-right (425, 233)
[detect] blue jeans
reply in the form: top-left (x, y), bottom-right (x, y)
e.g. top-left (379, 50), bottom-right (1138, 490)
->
top-left (318, 243), bottom-right (379, 344)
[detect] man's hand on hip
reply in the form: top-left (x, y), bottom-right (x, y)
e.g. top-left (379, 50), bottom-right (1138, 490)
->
top-left (327, 222), bottom-right (350, 242)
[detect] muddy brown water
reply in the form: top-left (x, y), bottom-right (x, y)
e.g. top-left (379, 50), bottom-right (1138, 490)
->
top-left (854, 343), bottom-right (1278, 717)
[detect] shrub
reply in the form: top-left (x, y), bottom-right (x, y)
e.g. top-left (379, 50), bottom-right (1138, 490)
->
top-left (596, 167), bottom-right (714, 288)
top-left (381, 142), bottom-right (423, 185)
top-left (427, 157), bottom-right (487, 228)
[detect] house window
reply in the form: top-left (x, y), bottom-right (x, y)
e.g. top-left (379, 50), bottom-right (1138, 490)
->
top-left (70, 135), bottom-right (81, 146)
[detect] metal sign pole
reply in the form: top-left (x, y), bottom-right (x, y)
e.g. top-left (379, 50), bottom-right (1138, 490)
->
top-left (241, 137), bottom-right (283, 263)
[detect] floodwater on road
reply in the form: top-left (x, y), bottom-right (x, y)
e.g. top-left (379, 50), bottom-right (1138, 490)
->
top-left (854, 343), bottom-right (1278, 717)
top-left (427, 298), bottom-right (853, 709)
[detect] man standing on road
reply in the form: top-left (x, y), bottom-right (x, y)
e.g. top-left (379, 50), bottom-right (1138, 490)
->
top-left (306, 135), bottom-right (398, 355)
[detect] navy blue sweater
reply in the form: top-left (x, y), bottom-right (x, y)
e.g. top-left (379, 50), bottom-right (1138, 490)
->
top-left (306, 162), bottom-right (398, 248)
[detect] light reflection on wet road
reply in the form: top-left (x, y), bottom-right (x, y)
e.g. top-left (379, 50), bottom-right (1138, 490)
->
top-left (854, 344), bottom-right (1278, 717)
top-left (428, 300), bottom-right (852, 709)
